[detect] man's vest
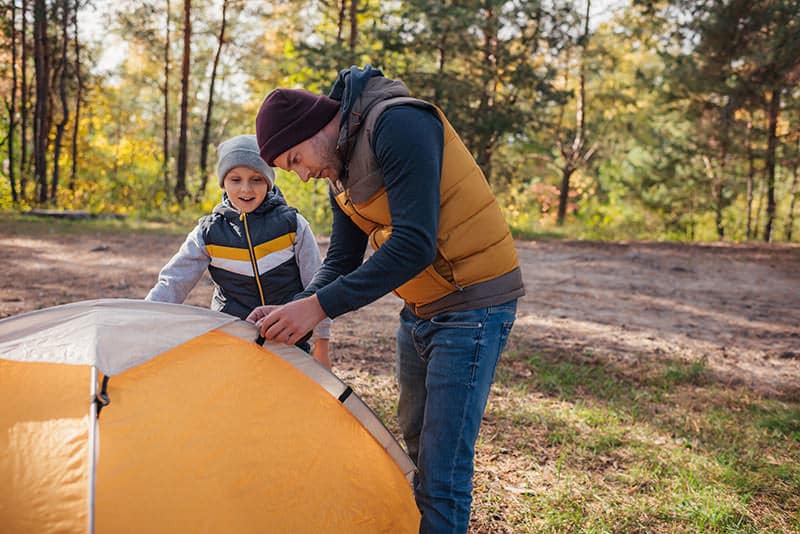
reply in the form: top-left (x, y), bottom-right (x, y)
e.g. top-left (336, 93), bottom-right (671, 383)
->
top-left (202, 193), bottom-right (304, 320)
top-left (331, 86), bottom-right (523, 317)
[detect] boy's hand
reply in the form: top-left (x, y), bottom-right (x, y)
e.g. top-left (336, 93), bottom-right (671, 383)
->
top-left (246, 305), bottom-right (278, 324)
top-left (312, 338), bottom-right (331, 369)
top-left (258, 295), bottom-right (327, 345)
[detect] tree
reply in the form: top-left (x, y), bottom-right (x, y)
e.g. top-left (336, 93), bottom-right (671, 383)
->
top-left (197, 0), bottom-right (228, 199)
top-left (175, 0), bottom-right (190, 202)
top-left (20, 0), bottom-right (29, 198)
top-left (377, 0), bottom-right (566, 183)
top-left (6, 0), bottom-right (20, 203)
top-left (555, 0), bottom-right (598, 225)
top-left (162, 0), bottom-right (170, 194)
top-left (657, 0), bottom-right (800, 241)
top-left (69, 0), bottom-right (84, 190)
top-left (51, 0), bottom-right (70, 202)
top-left (32, 0), bottom-right (50, 203)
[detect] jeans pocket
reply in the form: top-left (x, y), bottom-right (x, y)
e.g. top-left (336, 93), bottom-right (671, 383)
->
top-left (498, 320), bottom-right (514, 354)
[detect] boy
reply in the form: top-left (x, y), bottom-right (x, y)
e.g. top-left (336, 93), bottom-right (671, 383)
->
top-left (146, 134), bottom-right (330, 367)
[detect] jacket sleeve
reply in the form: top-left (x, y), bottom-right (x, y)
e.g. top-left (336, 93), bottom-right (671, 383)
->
top-left (294, 213), bottom-right (332, 339)
top-left (315, 105), bottom-right (443, 319)
top-left (291, 188), bottom-right (369, 299)
top-left (146, 223), bottom-right (211, 304)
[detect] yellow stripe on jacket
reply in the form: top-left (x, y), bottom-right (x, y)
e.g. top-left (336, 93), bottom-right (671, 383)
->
top-left (206, 232), bottom-right (296, 277)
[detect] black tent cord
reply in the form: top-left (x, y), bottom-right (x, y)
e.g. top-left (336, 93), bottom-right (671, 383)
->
top-left (94, 376), bottom-right (110, 418)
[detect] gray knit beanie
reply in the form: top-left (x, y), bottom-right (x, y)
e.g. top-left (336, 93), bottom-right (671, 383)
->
top-left (216, 134), bottom-right (275, 188)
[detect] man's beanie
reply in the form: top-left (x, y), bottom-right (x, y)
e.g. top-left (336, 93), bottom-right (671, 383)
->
top-left (256, 89), bottom-right (340, 166)
top-left (216, 134), bottom-right (275, 188)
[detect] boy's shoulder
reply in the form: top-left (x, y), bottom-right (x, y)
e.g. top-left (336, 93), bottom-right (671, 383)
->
top-left (197, 210), bottom-right (228, 229)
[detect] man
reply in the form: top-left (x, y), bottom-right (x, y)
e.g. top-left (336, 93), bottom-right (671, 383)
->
top-left (249, 65), bottom-right (524, 533)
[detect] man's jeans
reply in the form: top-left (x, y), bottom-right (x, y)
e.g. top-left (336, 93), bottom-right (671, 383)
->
top-left (396, 300), bottom-right (517, 533)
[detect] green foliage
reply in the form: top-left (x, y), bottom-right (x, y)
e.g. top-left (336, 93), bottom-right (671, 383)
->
top-left (1, 0), bottom-right (799, 242)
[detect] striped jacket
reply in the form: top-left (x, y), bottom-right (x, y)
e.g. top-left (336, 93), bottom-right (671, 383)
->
top-left (146, 188), bottom-right (331, 338)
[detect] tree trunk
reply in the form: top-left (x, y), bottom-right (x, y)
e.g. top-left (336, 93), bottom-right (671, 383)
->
top-left (69, 0), bottom-right (83, 191)
top-left (763, 87), bottom-right (780, 242)
top-left (336, 0), bottom-right (345, 43)
top-left (163, 0), bottom-right (171, 194)
top-left (51, 0), bottom-right (70, 203)
top-left (701, 154), bottom-right (724, 239)
top-left (197, 0), bottom-right (228, 199)
top-left (557, 165), bottom-right (575, 225)
top-left (7, 0), bottom-right (19, 203)
top-left (713, 97), bottom-right (734, 240)
top-left (745, 118), bottom-right (755, 240)
top-left (175, 0), bottom-right (191, 203)
top-left (348, 0), bottom-right (357, 61)
top-left (557, 0), bottom-right (591, 226)
top-left (753, 175), bottom-right (765, 239)
top-left (33, 0), bottom-right (50, 203)
top-left (112, 109), bottom-right (121, 183)
top-left (434, 21), bottom-right (448, 104)
top-left (20, 0), bottom-right (29, 198)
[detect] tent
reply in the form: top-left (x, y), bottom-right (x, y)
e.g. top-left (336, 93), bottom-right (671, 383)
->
top-left (0, 299), bottom-right (419, 533)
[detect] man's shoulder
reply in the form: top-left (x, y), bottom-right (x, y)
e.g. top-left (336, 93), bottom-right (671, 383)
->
top-left (377, 101), bottom-right (441, 125)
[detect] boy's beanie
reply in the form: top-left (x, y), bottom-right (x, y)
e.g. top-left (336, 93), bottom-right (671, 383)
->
top-left (256, 89), bottom-right (340, 166)
top-left (216, 134), bottom-right (275, 188)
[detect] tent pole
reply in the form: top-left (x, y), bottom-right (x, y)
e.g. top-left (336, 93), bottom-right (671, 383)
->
top-left (88, 366), bottom-right (98, 534)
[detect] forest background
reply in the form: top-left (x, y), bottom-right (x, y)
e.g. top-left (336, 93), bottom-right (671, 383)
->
top-left (1, 0), bottom-right (799, 242)
top-left (2, 2), bottom-right (800, 532)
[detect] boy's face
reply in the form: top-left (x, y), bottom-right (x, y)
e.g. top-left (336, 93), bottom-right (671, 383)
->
top-left (223, 166), bottom-right (270, 213)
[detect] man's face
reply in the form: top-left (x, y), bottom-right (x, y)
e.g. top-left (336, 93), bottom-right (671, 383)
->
top-left (275, 129), bottom-right (342, 184)
top-left (222, 166), bottom-right (270, 213)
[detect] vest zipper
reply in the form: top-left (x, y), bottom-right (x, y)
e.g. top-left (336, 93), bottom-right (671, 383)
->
top-left (240, 212), bottom-right (266, 306)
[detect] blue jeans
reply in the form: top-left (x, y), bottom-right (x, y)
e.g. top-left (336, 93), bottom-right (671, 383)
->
top-left (396, 300), bottom-right (517, 533)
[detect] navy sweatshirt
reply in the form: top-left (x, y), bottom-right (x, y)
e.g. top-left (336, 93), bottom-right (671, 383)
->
top-left (297, 104), bottom-right (445, 319)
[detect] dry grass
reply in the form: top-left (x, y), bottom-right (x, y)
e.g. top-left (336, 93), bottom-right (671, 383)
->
top-left (339, 330), bottom-right (800, 533)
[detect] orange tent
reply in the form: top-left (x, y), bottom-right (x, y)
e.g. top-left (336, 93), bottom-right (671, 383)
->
top-left (0, 299), bottom-right (419, 533)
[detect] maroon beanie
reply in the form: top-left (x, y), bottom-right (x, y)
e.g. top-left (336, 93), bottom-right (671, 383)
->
top-left (256, 89), bottom-right (340, 166)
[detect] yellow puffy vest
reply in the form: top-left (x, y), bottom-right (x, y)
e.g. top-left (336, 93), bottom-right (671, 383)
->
top-left (331, 96), bottom-right (521, 313)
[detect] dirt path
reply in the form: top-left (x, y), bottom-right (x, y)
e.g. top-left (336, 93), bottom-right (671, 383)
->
top-left (2, 223), bottom-right (798, 398)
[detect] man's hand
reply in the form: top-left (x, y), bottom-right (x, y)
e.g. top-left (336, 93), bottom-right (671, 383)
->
top-left (255, 295), bottom-right (328, 345)
top-left (246, 305), bottom-right (279, 325)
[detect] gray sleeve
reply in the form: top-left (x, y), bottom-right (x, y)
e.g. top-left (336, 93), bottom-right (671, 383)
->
top-left (146, 224), bottom-right (211, 304)
top-left (295, 213), bottom-right (332, 339)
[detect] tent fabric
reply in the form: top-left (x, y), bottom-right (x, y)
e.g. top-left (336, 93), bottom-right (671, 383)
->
top-left (0, 359), bottom-right (91, 533)
top-left (219, 321), bottom-right (415, 479)
top-left (0, 299), bottom-right (238, 375)
top-left (0, 300), bottom-right (419, 533)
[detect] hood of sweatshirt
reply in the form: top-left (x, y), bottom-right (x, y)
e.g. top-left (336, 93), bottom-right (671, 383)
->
top-left (328, 65), bottom-right (411, 171)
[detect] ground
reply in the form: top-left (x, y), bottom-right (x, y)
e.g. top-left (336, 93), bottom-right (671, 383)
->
top-left (2, 218), bottom-right (799, 532)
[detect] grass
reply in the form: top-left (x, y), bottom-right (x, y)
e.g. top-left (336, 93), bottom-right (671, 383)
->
top-left (0, 210), bottom-right (194, 237)
top-left (351, 334), bottom-right (800, 533)
top-left (4, 210), bottom-right (797, 532)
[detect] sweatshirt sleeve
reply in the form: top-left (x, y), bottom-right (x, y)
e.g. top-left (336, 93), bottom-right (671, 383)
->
top-left (146, 223), bottom-right (210, 304)
top-left (314, 105), bottom-right (444, 318)
top-left (294, 213), bottom-right (332, 339)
